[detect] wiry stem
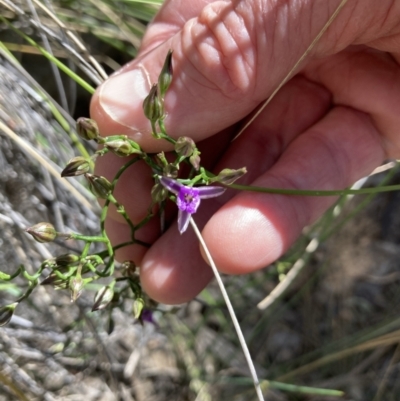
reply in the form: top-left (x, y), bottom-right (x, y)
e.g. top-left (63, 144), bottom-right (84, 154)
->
top-left (189, 218), bottom-right (265, 401)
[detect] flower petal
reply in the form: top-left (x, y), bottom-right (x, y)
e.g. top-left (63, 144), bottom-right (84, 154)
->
top-left (197, 186), bottom-right (226, 199)
top-left (159, 176), bottom-right (182, 195)
top-left (178, 210), bottom-right (191, 234)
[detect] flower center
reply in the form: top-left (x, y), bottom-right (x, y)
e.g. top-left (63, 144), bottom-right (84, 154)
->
top-left (177, 187), bottom-right (200, 214)
top-left (184, 193), bottom-right (194, 203)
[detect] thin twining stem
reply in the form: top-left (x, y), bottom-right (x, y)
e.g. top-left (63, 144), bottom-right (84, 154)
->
top-left (189, 218), bottom-right (265, 401)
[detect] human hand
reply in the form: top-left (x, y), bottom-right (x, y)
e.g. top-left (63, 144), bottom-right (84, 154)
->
top-left (90, 0), bottom-right (400, 304)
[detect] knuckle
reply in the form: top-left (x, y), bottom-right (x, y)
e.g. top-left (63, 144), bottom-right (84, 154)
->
top-left (181, 1), bottom-right (257, 100)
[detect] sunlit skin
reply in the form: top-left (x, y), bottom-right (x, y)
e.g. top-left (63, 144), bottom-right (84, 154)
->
top-left (91, 0), bottom-right (400, 304)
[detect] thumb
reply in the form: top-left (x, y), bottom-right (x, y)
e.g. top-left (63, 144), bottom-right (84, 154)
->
top-left (89, 0), bottom-right (373, 152)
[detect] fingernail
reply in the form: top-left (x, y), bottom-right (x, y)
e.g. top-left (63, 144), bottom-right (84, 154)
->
top-left (99, 66), bottom-right (151, 132)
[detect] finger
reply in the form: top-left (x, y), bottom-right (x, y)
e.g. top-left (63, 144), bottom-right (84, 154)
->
top-left (139, 0), bottom-right (216, 53)
top-left (105, 216), bottom-right (160, 264)
top-left (303, 47), bottom-right (400, 157)
top-left (90, 0), bottom-right (393, 153)
top-left (97, 76), bottom-right (325, 279)
top-left (198, 45), bottom-right (400, 275)
top-left (215, 76), bottom-right (332, 181)
top-left (203, 106), bottom-right (384, 274)
top-left (97, 124), bottom-right (235, 254)
top-left (141, 107), bottom-right (384, 303)
top-left (139, 76), bottom-right (333, 303)
top-left (94, 152), bottom-right (154, 224)
top-left (201, 47), bottom-right (400, 273)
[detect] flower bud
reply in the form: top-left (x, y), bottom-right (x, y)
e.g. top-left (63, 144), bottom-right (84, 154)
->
top-left (140, 309), bottom-right (155, 324)
top-left (122, 261), bottom-right (137, 278)
top-left (151, 183), bottom-right (168, 203)
top-left (189, 149), bottom-right (201, 171)
top-left (76, 118), bottom-right (99, 141)
top-left (143, 84), bottom-right (162, 122)
top-left (133, 297), bottom-right (145, 319)
top-left (26, 222), bottom-right (57, 243)
top-left (158, 50), bottom-right (173, 98)
top-left (212, 167), bottom-right (247, 185)
top-left (61, 156), bottom-right (90, 177)
top-left (54, 254), bottom-right (80, 267)
top-left (163, 164), bottom-right (178, 178)
top-left (40, 272), bottom-right (69, 288)
top-left (43, 258), bottom-right (57, 269)
top-left (0, 303), bottom-right (17, 327)
top-left (105, 138), bottom-right (142, 157)
top-left (175, 136), bottom-right (195, 158)
top-left (157, 152), bottom-right (168, 167)
top-left (92, 285), bottom-right (114, 311)
top-left (85, 174), bottom-right (113, 199)
top-left (70, 276), bottom-right (84, 302)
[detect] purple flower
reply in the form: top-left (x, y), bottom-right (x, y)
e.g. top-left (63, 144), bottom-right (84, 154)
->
top-left (141, 309), bottom-right (156, 325)
top-left (159, 176), bottom-right (226, 233)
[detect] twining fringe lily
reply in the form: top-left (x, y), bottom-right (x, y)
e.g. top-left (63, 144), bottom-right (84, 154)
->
top-left (159, 176), bottom-right (225, 234)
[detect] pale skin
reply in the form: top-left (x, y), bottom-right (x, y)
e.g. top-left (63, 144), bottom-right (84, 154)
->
top-left (90, 0), bottom-right (400, 304)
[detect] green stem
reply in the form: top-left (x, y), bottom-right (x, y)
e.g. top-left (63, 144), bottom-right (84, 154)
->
top-left (0, 266), bottom-right (23, 281)
top-left (112, 156), bottom-right (140, 183)
top-left (53, 268), bottom-right (76, 280)
top-left (157, 119), bottom-right (176, 145)
top-left (16, 279), bottom-right (38, 303)
top-left (85, 262), bottom-right (103, 276)
top-left (151, 121), bottom-right (159, 138)
top-left (228, 183), bottom-right (400, 196)
top-left (94, 148), bottom-right (110, 158)
top-left (267, 381), bottom-right (344, 397)
top-left (134, 213), bottom-right (154, 232)
top-left (143, 154), bottom-right (161, 171)
top-left (106, 156), bottom-right (154, 245)
top-left (81, 242), bottom-right (91, 259)
top-left (113, 241), bottom-right (135, 251)
top-left (66, 233), bottom-right (108, 243)
top-left (179, 175), bottom-right (203, 186)
top-left (108, 195), bottom-right (136, 239)
top-left (321, 166), bottom-right (399, 241)
top-left (21, 264), bottom-right (46, 281)
top-left (99, 200), bottom-right (115, 276)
